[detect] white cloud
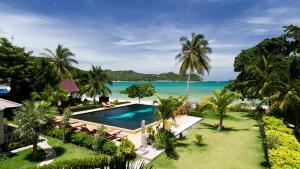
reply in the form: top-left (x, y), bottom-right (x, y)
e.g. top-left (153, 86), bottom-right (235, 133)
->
top-left (112, 40), bottom-right (155, 46)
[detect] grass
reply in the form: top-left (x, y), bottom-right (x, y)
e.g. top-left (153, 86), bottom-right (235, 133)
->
top-left (0, 136), bottom-right (97, 169)
top-left (44, 136), bottom-right (97, 162)
top-left (0, 147), bottom-right (45, 169)
top-left (148, 111), bottom-right (267, 169)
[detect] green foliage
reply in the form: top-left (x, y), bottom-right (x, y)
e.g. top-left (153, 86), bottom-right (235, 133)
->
top-left (194, 134), bottom-right (204, 146)
top-left (146, 127), bottom-right (156, 145)
top-left (31, 86), bottom-right (68, 108)
top-left (41, 44), bottom-right (78, 78)
top-left (70, 104), bottom-right (101, 112)
top-left (27, 155), bottom-right (153, 169)
top-left (156, 96), bottom-right (180, 130)
top-left (198, 89), bottom-right (242, 131)
top-left (15, 101), bottom-right (57, 159)
top-left (82, 65), bottom-right (112, 103)
top-left (71, 132), bottom-right (94, 149)
top-left (102, 140), bottom-right (117, 155)
top-left (175, 33), bottom-right (211, 96)
top-left (44, 127), bottom-right (94, 150)
top-left (0, 38), bottom-right (60, 101)
top-left (117, 139), bottom-right (136, 160)
top-left (121, 83), bottom-right (155, 103)
top-left (262, 116), bottom-right (300, 169)
top-left (0, 139), bottom-right (33, 152)
top-left (154, 130), bottom-right (178, 159)
top-left (153, 130), bottom-right (176, 150)
top-left (93, 125), bottom-right (106, 153)
top-left (62, 108), bottom-right (72, 143)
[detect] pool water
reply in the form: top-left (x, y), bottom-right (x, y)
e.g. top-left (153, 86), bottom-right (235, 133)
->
top-left (72, 104), bottom-right (156, 130)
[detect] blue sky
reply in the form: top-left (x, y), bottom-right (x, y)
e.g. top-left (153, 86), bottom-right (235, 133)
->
top-left (0, 0), bottom-right (300, 80)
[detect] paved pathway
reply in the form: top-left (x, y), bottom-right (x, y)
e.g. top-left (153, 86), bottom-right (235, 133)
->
top-left (37, 136), bottom-right (56, 166)
top-left (0, 136), bottom-right (56, 166)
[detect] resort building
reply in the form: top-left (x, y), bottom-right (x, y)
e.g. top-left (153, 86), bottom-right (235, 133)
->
top-left (0, 98), bottom-right (21, 145)
top-left (60, 78), bottom-right (80, 98)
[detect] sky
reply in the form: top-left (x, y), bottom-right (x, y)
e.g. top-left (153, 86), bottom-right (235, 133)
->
top-left (0, 0), bottom-right (300, 81)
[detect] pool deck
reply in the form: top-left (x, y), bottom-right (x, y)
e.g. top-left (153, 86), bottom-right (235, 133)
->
top-left (65, 100), bottom-right (202, 148)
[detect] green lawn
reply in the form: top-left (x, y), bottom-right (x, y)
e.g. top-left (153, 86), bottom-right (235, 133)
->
top-left (0, 136), bottom-right (97, 169)
top-left (148, 111), bottom-right (267, 169)
top-left (0, 147), bottom-right (45, 169)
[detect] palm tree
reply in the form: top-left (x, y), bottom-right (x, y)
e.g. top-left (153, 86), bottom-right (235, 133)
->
top-left (62, 108), bottom-right (72, 143)
top-left (84, 65), bottom-right (112, 103)
top-left (42, 44), bottom-right (78, 78)
top-left (156, 96), bottom-right (179, 130)
top-left (244, 55), bottom-right (287, 99)
top-left (176, 33), bottom-right (212, 98)
top-left (15, 101), bottom-right (57, 160)
top-left (199, 89), bottom-right (242, 131)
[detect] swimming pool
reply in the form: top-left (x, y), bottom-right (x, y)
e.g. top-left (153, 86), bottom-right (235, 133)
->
top-left (72, 104), bottom-right (157, 130)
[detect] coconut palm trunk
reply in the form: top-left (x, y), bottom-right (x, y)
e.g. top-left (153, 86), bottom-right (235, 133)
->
top-left (186, 70), bottom-right (191, 98)
top-left (217, 112), bottom-right (224, 131)
top-left (32, 135), bottom-right (39, 160)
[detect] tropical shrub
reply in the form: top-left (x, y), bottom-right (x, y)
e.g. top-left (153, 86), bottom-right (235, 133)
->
top-left (71, 132), bottom-right (94, 149)
top-left (262, 116), bottom-right (300, 169)
top-left (117, 139), bottom-right (136, 160)
top-left (27, 155), bottom-right (153, 169)
top-left (194, 134), bottom-right (204, 146)
top-left (146, 127), bottom-right (155, 145)
top-left (102, 140), bottom-right (117, 155)
top-left (93, 126), bottom-right (106, 152)
top-left (0, 139), bottom-right (33, 152)
top-left (153, 130), bottom-right (176, 150)
top-left (70, 104), bottom-right (101, 112)
top-left (44, 127), bottom-right (93, 149)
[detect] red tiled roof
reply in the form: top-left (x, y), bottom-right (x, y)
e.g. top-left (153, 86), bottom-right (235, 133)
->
top-left (60, 78), bottom-right (80, 93)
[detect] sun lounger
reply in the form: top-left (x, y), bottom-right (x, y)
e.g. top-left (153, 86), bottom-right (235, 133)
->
top-left (70, 122), bottom-right (86, 130)
top-left (101, 102), bottom-right (112, 108)
top-left (79, 126), bottom-right (97, 135)
top-left (115, 133), bottom-right (128, 141)
top-left (105, 102), bottom-right (115, 107)
top-left (105, 129), bottom-right (121, 139)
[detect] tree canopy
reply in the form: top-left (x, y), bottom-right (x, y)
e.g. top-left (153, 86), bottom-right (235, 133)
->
top-left (120, 83), bottom-right (156, 103)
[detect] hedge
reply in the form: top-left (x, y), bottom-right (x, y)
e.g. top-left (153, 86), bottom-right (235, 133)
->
top-left (44, 127), bottom-right (94, 150)
top-left (70, 104), bottom-right (101, 112)
top-left (262, 116), bottom-right (300, 169)
top-left (26, 155), bottom-right (151, 169)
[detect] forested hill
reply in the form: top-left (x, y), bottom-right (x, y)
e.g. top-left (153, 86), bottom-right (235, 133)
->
top-left (103, 70), bottom-right (203, 81)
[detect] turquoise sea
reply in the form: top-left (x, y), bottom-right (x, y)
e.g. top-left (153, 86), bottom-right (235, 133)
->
top-left (109, 81), bottom-right (228, 102)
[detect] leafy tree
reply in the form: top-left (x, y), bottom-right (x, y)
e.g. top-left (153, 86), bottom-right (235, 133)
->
top-left (0, 38), bottom-right (60, 101)
top-left (62, 108), bottom-right (72, 143)
top-left (120, 83), bottom-right (155, 103)
top-left (198, 89), bottom-right (242, 131)
top-left (155, 96), bottom-right (179, 130)
top-left (84, 65), bottom-right (112, 103)
top-left (242, 55), bottom-right (286, 99)
top-left (41, 44), bottom-right (78, 78)
top-left (31, 86), bottom-right (68, 108)
top-left (175, 33), bottom-right (211, 98)
top-left (15, 101), bottom-right (57, 160)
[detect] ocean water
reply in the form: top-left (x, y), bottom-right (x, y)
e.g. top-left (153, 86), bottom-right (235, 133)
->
top-left (108, 81), bottom-right (228, 102)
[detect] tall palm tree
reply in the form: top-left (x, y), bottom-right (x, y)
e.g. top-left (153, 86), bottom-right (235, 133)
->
top-left (84, 65), bottom-right (112, 103)
top-left (199, 89), bottom-right (242, 131)
top-left (42, 44), bottom-right (78, 78)
top-left (156, 96), bottom-right (179, 130)
top-left (15, 101), bottom-right (57, 160)
top-left (176, 33), bottom-right (212, 98)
